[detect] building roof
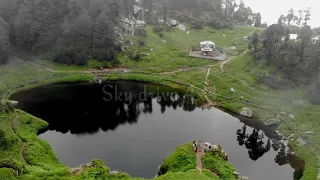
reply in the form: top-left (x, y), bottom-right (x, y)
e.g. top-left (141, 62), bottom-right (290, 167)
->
top-left (200, 41), bottom-right (215, 45)
top-left (289, 34), bottom-right (298, 40)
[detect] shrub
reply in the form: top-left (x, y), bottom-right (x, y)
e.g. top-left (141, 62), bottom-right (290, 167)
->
top-left (191, 20), bottom-right (203, 29)
top-left (0, 49), bottom-right (9, 65)
top-left (138, 40), bottom-right (146, 46)
top-left (153, 26), bottom-right (165, 37)
top-left (135, 28), bottom-right (147, 37)
top-left (53, 48), bottom-right (87, 66)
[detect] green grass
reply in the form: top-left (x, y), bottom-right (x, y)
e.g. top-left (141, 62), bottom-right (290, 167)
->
top-left (35, 59), bottom-right (106, 71)
top-left (158, 142), bottom-right (236, 180)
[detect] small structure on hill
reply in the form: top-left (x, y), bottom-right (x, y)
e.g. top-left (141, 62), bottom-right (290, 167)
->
top-left (311, 36), bottom-right (319, 44)
top-left (289, 34), bottom-right (298, 41)
top-left (200, 41), bottom-right (216, 56)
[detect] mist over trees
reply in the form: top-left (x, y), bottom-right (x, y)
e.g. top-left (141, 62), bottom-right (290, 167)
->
top-left (247, 7), bottom-right (320, 104)
top-left (0, 0), bottom-right (121, 66)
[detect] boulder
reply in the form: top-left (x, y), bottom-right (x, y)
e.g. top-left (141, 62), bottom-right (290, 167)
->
top-left (110, 171), bottom-right (119, 175)
top-left (264, 119), bottom-right (280, 126)
top-left (230, 46), bottom-right (237, 51)
top-left (288, 114), bottom-right (295, 119)
top-left (287, 134), bottom-right (295, 139)
top-left (303, 131), bottom-right (314, 135)
top-left (296, 137), bottom-right (307, 146)
top-left (239, 108), bottom-right (253, 118)
top-left (10, 101), bottom-right (18, 106)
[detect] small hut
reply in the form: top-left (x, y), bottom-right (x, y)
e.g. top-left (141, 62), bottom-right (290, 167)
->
top-left (200, 41), bottom-right (215, 56)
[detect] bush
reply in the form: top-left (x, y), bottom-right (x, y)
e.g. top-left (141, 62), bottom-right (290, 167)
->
top-left (138, 40), bottom-right (146, 46)
top-left (0, 49), bottom-right (9, 65)
top-left (191, 20), bottom-right (203, 29)
top-left (53, 48), bottom-right (87, 66)
top-left (135, 28), bottom-right (147, 37)
top-left (153, 26), bottom-right (165, 37)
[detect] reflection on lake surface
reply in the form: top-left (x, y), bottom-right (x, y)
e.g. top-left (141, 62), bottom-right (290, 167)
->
top-left (11, 81), bottom-right (304, 179)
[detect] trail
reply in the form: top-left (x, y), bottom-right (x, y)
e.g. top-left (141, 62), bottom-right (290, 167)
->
top-left (203, 65), bottom-right (216, 108)
top-left (158, 67), bottom-right (205, 75)
top-left (11, 115), bottom-right (28, 164)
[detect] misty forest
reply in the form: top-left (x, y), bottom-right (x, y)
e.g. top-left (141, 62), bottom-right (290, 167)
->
top-left (0, 0), bottom-right (319, 180)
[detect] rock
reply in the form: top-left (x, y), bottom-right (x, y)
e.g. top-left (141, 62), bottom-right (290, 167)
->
top-left (239, 107), bottom-right (253, 118)
top-left (223, 34), bottom-right (226, 37)
top-left (186, 31), bottom-right (190, 35)
top-left (233, 171), bottom-right (241, 177)
top-left (150, 48), bottom-right (154, 51)
top-left (177, 24), bottom-right (186, 31)
top-left (264, 119), bottom-right (280, 126)
top-left (243, 36), bottom-right (248, 41)
top-left (296, 137), bottom-right (307, 146)
top-left (303, 131), bottom-right (314, 135)
top-left (162, 40), bottom-right (167, 43)
top-left (239, 176), bottom-right (249, 180)
top-left (230, 46), bottom-right (237, 50)
top-left (240, 96), bottom-right (244, 99)
top-left (287, 134), bottom-right (295, 139)
top-left (288, 114), bottom-right (295, 119)
top-left (288, 151), bottom-right (295, 156)
top-left (10, 101), bottom-right (19, 107)
top-left (230, 88), bottom-right (235, 93)
top-left (110, 171), bottom-right (119, 175)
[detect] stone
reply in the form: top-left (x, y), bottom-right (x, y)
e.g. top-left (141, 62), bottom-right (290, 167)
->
top-left (10, 101), bottom-right (18, 107)
top-left (110, 171), bottom-right (119, 175)
top-left (162, 40), bottom-right (167, 43)
top-left (233, 171), bottom-right (240, 178)
top-left (239, 176), bottom-right (249, 180)
top-left (240, 96), bottom-right (244, 99)
top-left (230, 88), bottom-right (235, 93)
top-left (288, 114), bottom-right (295, 119)
top-left (239, 107), bottom-right (253, 118)
top-left (150, 48), bottom-right (154, 51)
top-left (223, 34), bottom-right (226, 37)
top-left (177, 24), bottom-right (186, 31)
top-left (186, 31), bottom-right (190, 35)
top-left (296, 137), bottom-right (307, 146)
top-left (243, 36), bottom-right (248, 41)
top-left (230, 46), bottom-right (237, 50)
top-left (303, 131), bottom-right (314, 135)
top-left (287, 134), bottom-right (295, 139)
top-left (264, 119), bottom-right (280, 126)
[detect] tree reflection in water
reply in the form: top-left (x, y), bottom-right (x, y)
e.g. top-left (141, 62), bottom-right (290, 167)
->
top-left (14, 83), bottom-right (198, 135)
top-left (274, 144), bottom-right (305, 180)
top-left (236, 125), bottom-right (271, 160)
top-left (236, 125), bottom-right (305, 179)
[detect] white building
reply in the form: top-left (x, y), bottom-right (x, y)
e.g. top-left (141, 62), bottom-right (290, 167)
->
top-left (311, 36), bottom-right (319, 44)
top-left (289, 34), bottom-right (298, 40)
top-left (200, 41), bottom-right (215, 56)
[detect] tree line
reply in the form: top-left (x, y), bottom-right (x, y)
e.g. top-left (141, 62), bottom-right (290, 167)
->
top-left (159, 0), bottom-right (263, 29)
top-left (0, 0), bottom-right (126, 66)
top-left (248, 8), bottom-right (320, 103)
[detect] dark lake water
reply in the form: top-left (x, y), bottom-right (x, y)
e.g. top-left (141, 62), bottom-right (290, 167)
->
top-left (11, 81), bottom-right (304, 179)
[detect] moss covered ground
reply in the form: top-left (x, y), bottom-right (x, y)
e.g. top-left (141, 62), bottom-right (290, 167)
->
top-left (0, 24), bottom-right (319, 179)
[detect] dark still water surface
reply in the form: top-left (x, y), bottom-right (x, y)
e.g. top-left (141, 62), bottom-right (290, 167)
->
top-left (11, 81), bottom-right (304, 179)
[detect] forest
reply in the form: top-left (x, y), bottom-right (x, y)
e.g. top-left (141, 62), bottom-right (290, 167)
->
top-left (0, 0), bottom-right (262, 66)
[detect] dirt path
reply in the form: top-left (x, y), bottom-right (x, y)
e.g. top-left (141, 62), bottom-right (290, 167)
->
top-left (203, 65), bottom-right (216, 108)
top-left (11, 115), bottom-right (28, 164)
top-left (196, 150), bottom-right (205, 172)
top-left (28, 61), bottom-right (130, 74)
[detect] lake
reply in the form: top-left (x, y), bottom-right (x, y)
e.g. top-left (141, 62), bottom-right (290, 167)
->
top-left (11, 81), bottom-right (304, 179)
